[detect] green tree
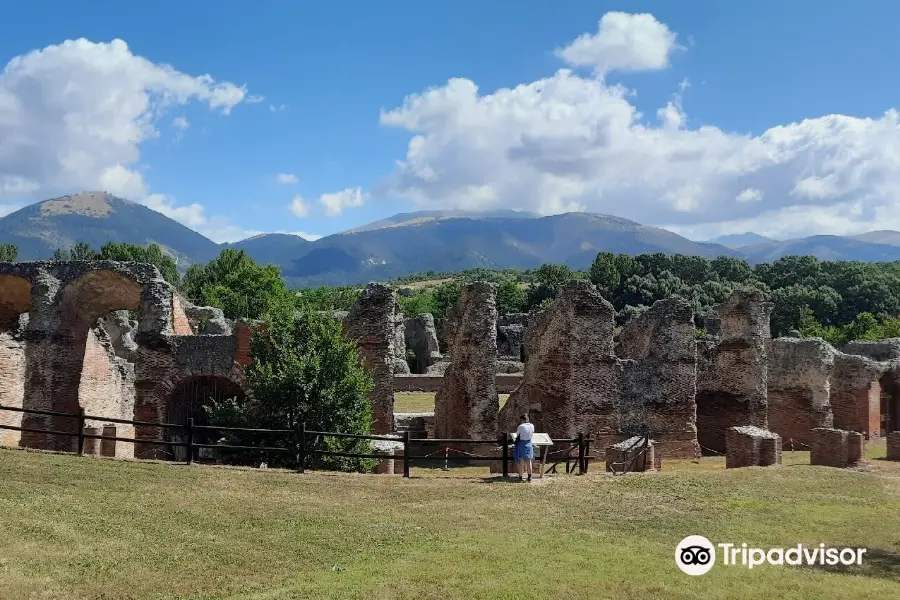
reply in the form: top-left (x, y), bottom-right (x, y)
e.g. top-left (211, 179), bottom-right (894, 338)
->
top-left (99, 242), bottom-right (180, 285)
top-left (0, 243), bottom-right (18, 262)
top-left (181, 249), bottom-right (290, 320)
top-left (711, 256), bottom-right (752, 283)
top-left (53, 242), bottom-right (100, 260)
top-left (496, 279), bottom-right (526, 314)
top-left (589, 251), bottom-right (619, 297)
top-left (206, 303), bottom-right (374, 472)
top-left (295, 286), bottom-right (362, 312)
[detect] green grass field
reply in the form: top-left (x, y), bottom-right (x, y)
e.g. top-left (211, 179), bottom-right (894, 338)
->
top-left (0, 443), bottom-right (898, 600)
top-left (394, 392), bottom-right (509, 413)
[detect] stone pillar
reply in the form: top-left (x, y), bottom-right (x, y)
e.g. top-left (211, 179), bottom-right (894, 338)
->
top-left (725, 426), bottom-right (781, 468)
top-left (101, 425), bottom-right (117, 457)
top-left (374, 449), bottom-right (396, 475)
top-left (810, 427), bottom-right (863, 468)
top-left (83, 426), bottom-right (101, 456)
top-left (888, 431), bottom-right (900, 461)
top-left (605, 436), bottom-right (656, 473)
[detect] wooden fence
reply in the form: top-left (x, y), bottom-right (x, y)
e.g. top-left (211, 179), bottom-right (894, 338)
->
top-left (0, 404), bottom-right (594, 477)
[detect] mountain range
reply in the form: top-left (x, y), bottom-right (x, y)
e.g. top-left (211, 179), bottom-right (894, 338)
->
top-left (2, 192), bottom-right (900, 287)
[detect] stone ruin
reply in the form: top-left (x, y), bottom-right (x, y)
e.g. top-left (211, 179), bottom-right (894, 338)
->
top-left (766, 338), bottom-right (834, 447)
top-left (809, 427), bottom-right (865, 468)
top-left (342, 283), bottom-right (406, 434)
top-left (0, 261), bottom-right (250, 458)
top-left (434, 282), bottom-right (499, 440)
top-left (403, 313), bottom-right (442, 373)
top-left (725, 426), bottom-right (782, 468)
top-left (696, 289), bottom-right (772, 453)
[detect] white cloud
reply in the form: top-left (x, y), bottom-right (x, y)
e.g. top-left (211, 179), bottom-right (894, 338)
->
top-left (377, 11), bottom-right (900, 240)
top-left (289, 193), bottom-right (310, 217)
top-left (172, 116), bottom-right (189, 130)
top-left (736, 188), bottom-right (763, 203)
top-left (0, 37), bottom-right (250, 213)
top-left (144, 193), bottom-right (206, 227)
top-left (270, 103), bottom-right (285, 112)
top-left (320, 186), bottom-right (366, 216)
top-left (246, 94), bottom-right (265, 103)
top-left (556, 12), bottom-right (679, 76)
top-left (277, 173), bottom-right (298, 184)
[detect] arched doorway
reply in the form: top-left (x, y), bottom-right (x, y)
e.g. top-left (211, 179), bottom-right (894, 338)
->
top-left (167, 375), bottom-right (247, 461)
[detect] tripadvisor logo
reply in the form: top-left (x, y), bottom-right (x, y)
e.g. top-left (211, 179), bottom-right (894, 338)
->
top-left (675, 536), bottom-right (867, 576)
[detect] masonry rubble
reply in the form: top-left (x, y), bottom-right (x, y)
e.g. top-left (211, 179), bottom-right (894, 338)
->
top-left (403, 313), bottom-right (442, 373)
top-left (725, 425), bottom-right (782, 468)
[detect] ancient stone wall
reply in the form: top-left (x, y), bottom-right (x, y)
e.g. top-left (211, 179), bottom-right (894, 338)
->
top-left (0, 328), bottom-right (26, 447)
top-left (830, 353), bottom-right (884, 437)
top-left (843, 339), bottom-right (900, 362)
top-left (767, 338), bottom-right (834, 446)
top-left (696, 289), bottom-right (773, 453)
top-left (500, 281), bottom-right (618, 441)
top-left (171, 295), bottom-right (193, 336)
top-left (887, 431), bottom-right (900, 461)
top-left (403, 313), bottom-right (442, 373)
top-left (343, 283), bottom-right (402, 434)
top-left (435, 282), bottom-right (499, 440)
top-left (617, 298), bottom-right (699, 458)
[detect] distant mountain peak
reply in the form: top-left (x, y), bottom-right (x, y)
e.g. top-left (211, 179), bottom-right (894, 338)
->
top-left (38, 191), bottom-right (131, 218)
top-left (707, 232), bottom-right (775, 249)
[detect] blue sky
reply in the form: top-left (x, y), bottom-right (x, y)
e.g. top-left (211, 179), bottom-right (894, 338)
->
top-left (1, 1), bottom-right (899, 242)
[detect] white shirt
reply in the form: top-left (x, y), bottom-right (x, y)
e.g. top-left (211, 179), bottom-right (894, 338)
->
top-left (516, 422), bottom-right (534, 441)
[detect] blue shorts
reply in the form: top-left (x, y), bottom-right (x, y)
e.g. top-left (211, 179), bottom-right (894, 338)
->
top-left (514, 439), bottom-right (534, 462)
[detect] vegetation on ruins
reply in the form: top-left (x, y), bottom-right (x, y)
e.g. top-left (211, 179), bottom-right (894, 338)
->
top-left (205, 299), bottom-right (375, 472)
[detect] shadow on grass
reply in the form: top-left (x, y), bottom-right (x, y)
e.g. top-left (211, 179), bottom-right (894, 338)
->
top-left (803, 547), bottom-right (900, 583)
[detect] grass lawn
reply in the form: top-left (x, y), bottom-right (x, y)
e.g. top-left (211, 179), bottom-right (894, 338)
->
top-left (0, 443), bottom-right (899, 600)
top-left (394, 392), bottom-right (510, 413)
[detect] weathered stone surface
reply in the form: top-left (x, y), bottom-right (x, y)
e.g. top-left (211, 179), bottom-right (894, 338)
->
top-left (810, 427), bottom-right (865, 468)
top-left (725, 425), bottom-right (781, 468)
top-left (843, 338), bottom-right (900, 362)
top-left (696, 289), bottom-right (773, 453)
top-left (0, 261), bottom-right (253, 459)
top-left (435, 282), bottom-right (499, 440)
top-left (616, 298), bottom-right (699, 458)
top-left (180, 299), bottom-right (230, 335)
top-left (343, 283), bottom-right (402, 434)
top-left (887, 431), bottom-right (900, 461)
top-left (829, 352), bottom-right (886, 437)
top-left (767, 338), bottom-right (835, 446)
top-left (500, 280), bottom-right (618, 440)
top-left (403, 313), bottom-right (442, 373)
top-left (497, 324), bottom-right (525, 360)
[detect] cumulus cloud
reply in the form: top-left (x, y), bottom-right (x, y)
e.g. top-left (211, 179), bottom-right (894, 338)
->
top-left (0, 37), bottom-right (250, 229)
top-left (556, 12), bottom-right (680, 76)
top-left (377, 12), bottom-right (900, 239)
top-left (277, 173), bottom-right (298, 184)
top-left (320, 187), bottom-right (366, 216)
top-left (289, 193), bottom-right (310, 217)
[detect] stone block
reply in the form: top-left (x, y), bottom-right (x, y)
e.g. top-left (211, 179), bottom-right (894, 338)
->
top-left (101, 425), bottom-right (117, 457)
top-left (810, 427), bottom-right (864, 468)
top-left (887, 431), bottom-right (900, 461)
top-left (83, 426), bottom-right (101, 456)
top-left (725, 426), bottom-right (781, 469)
top-left (605, 436), bottom-right (656, 473)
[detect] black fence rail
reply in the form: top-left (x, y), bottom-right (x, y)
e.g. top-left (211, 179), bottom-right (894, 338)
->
top-left (0, 404), bottom-right (594, 478)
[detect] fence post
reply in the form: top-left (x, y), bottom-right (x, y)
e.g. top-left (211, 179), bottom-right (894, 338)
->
top-left (186, 418), bottom-right (194, 465)
top-left (584, 435), bottom-right (592, 474)
top-left (402, 431), bottom-right (410, 478)
top-left (76, 408), bottom-right (86, 456)
top-left (577, 432), bottom-right (585, 475)
top-left (297, 422), bottom-right (306, 474)
top-left (501, 433), bottom-right (509, 478)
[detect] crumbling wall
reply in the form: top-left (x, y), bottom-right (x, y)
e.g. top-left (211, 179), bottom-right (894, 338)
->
top-left (843, 339), bottom-right (900, 362)
top-left (696, 289), bottom-right (773, 453)
top-left (78, 325), bottom-right (135, 458)
top-left (499, 281), bottom-right (618, 441)
top-left (830, 353), bottom-right (885, 437)
top-left (0, 327), bottom-right (26, 447)
top-left (343, 283), bottom-right (401, 434)
top-left (617, 298), bottom-right (699, 458)
top-left (403, 313), bottom-right (442, 373)
top-left (767, 338), bottom-right (834, 446)
top-left (435, 282), bottom-right (499, 440)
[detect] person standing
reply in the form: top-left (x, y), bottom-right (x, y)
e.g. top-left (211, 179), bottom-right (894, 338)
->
top-left (514, 413), bottom-right (535, 482)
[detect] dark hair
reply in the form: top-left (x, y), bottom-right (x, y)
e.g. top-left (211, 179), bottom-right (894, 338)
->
top-left (520, 413), bottom-right (529, 422)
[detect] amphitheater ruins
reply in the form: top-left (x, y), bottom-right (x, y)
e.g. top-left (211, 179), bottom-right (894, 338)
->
top-left (1, 260), bottom-right (899, 468)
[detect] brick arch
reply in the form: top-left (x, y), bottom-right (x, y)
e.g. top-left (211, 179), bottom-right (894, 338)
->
top-left (134, 362), bottom-right (252, 460)
top-left (0, 274), bottom-right (31, 329)
top-left (34, 269), bottom-right (145, 451)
